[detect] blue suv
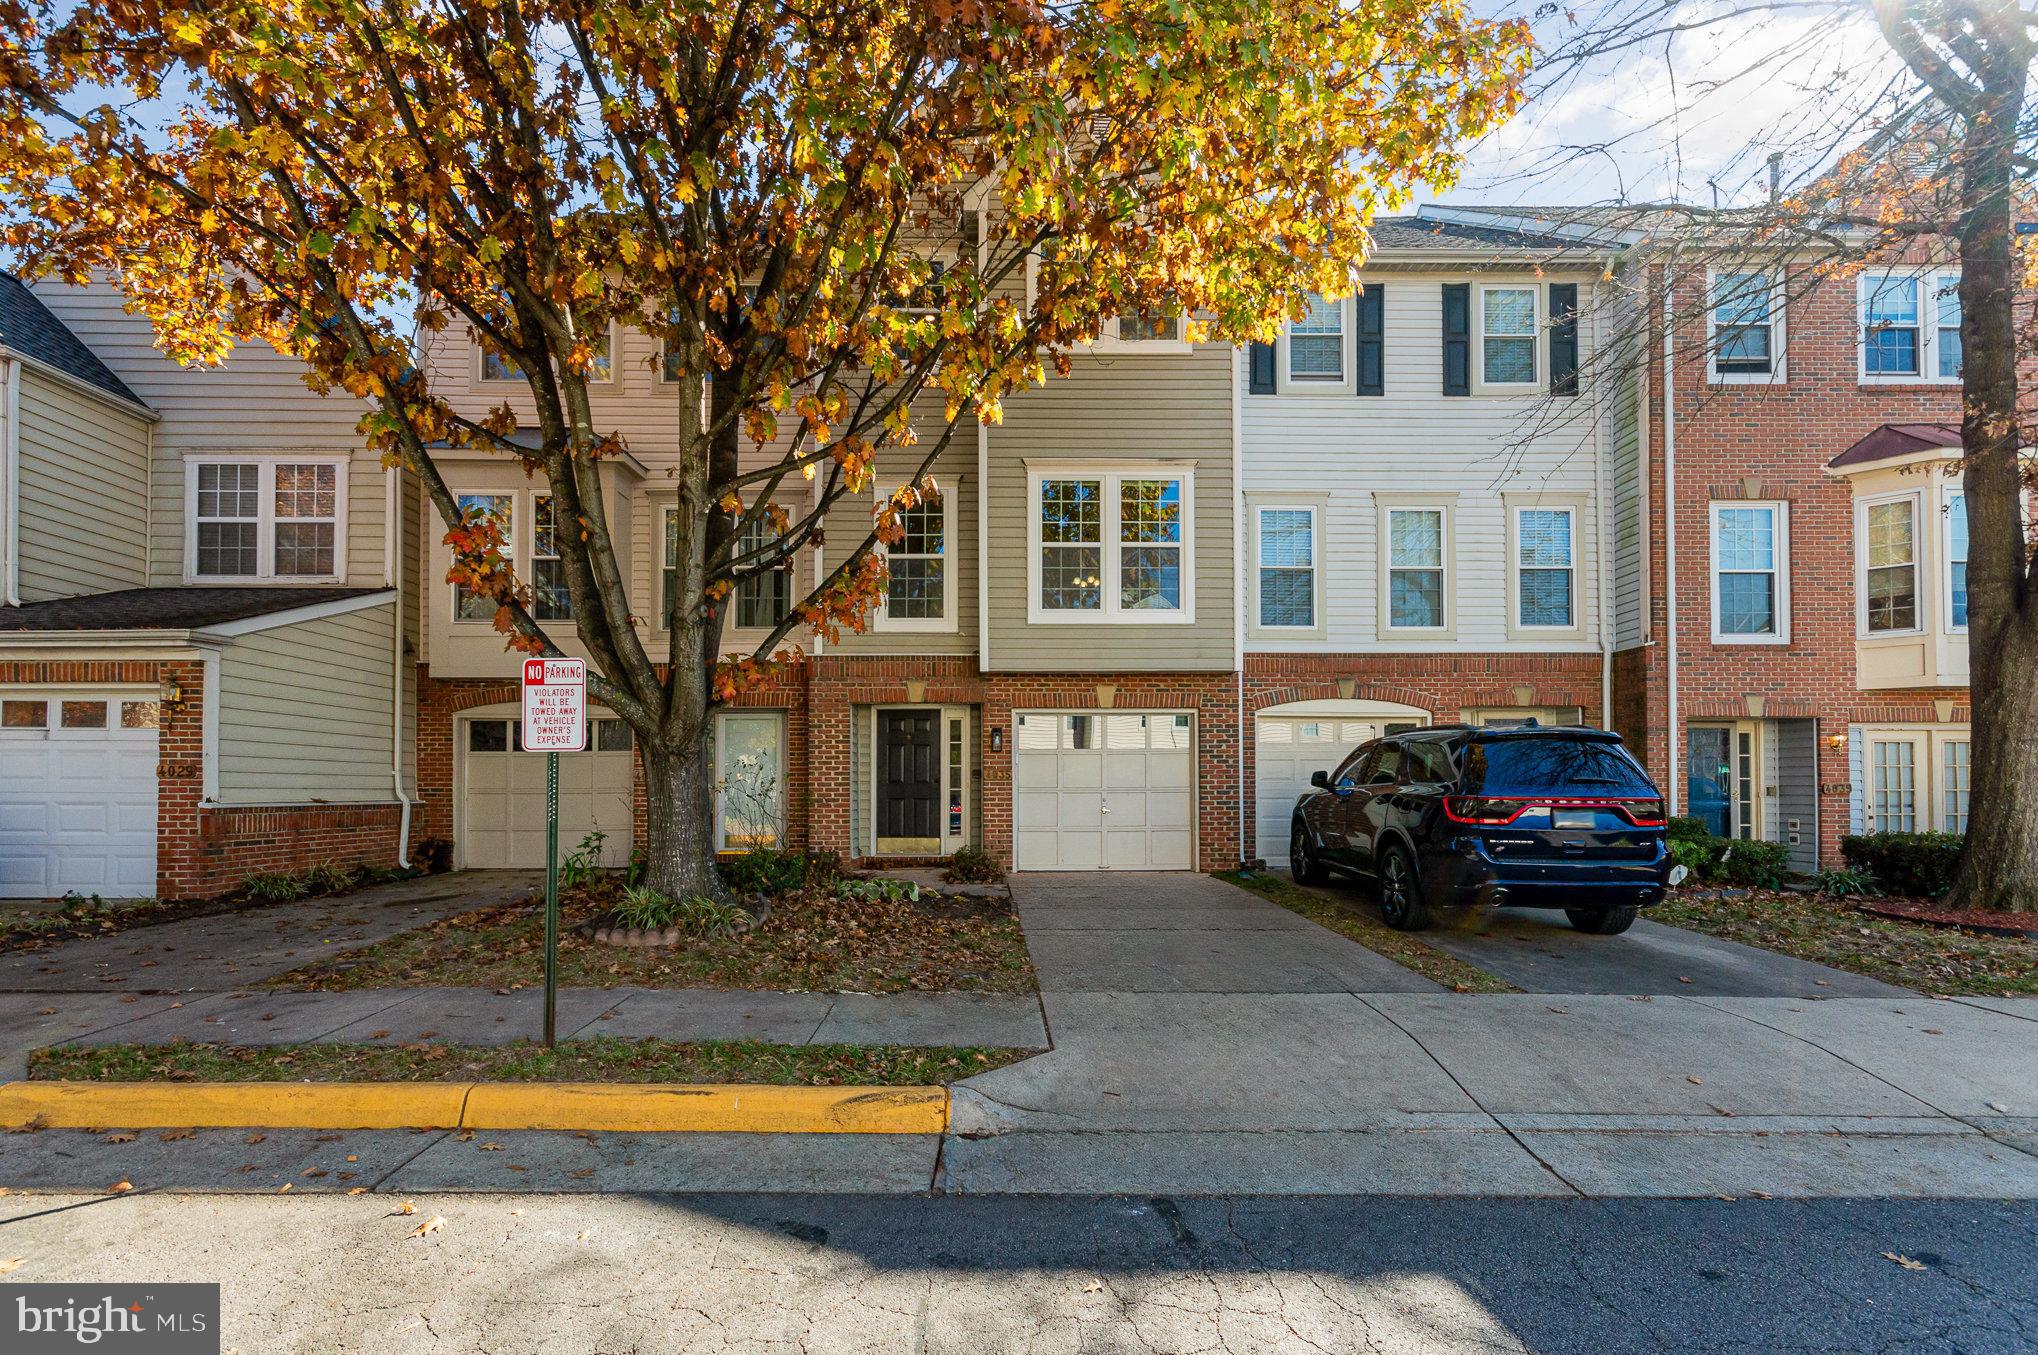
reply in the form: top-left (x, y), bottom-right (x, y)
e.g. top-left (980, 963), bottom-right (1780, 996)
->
top-left (1289, 723), bottom-right (1671, 934)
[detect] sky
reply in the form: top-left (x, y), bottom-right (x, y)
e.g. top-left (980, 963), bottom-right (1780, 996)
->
top-left (1412, 0), bottom-right (1920, 212)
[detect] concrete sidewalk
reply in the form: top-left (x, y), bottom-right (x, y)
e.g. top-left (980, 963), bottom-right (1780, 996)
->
top-left (942, 872), bottom-right (2038, 1197)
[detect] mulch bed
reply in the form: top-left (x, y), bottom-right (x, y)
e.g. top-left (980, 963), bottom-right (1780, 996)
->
top-left (1854, 897), bottom-right (2038, 939)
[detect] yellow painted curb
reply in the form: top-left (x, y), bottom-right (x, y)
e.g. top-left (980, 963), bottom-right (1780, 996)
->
top-left (0, 1081), bottom-right (468, 1131)
top-left (0, 1081), bottom-right (949, 1135)
top-left (461, 1083), bottom-right (948, 1134)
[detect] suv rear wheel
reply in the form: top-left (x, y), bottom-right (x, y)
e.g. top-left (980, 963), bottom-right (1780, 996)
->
top-left (1376, 843), bottom-right (1431, 931)
top-left (1291, 823), bottom-right (1329, 886)
top-left (1566, 905), bottom-right (1638, 935)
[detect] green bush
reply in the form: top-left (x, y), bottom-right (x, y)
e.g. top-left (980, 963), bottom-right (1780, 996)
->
top-left (302, 861), bottom-right (356, 896)
top-left (242, 871), bottom-right (308, 902)
top-left (1668, 837), bottom-right (1717, 880)
top-left (1811, 867), bottom-right (1876, 898)
top-left (719, 848), bottom-right (819, 898)
top-left (1712, 838), bottom-right (1791, 888)
top-left (943, 845), bottom-right (1003, 885)
top-left (1841, 831), bottom-right (1964, 899)
top-left (558, 831), bottom-right (609, 890)
top-left (609, 885), bottom-right (746, 935)
top-left (835, 877), bottom-right (921, 904)
top-left (1667, 816), bottom-right (1714, 846)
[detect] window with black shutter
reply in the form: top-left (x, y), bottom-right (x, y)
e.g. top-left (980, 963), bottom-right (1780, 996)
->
top-left (1549, 283), bottom-right (1579, 396)
top-left (1248, 341), bottom-right (1276, 394)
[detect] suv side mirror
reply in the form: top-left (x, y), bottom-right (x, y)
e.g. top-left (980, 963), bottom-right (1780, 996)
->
top-left (1309, 770), bottom-right (1330, 789)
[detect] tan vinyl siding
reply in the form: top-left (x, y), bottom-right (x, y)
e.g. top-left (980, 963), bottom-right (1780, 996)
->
top-left (27, 280), bottom-right (385, 588)
top-left (1609, 357), bottom-right (1648, 648)
top-left (215, 604), bottom-right (397, 804)
top-left (986, 344), bottom-right (1237, 671)
top-left (13, 365), bottom-right (150, 601)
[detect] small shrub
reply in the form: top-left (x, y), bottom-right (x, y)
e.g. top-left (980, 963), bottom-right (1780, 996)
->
top-left (609, 885), bottom-right (746, 936)
top-left (943, 846), bottom-right (1003, 885)
top-left (1812, 867), bottom-right (1877, 898)
top-left (1668, 837), bottom-right (1717, 881)
top-left (835, 877), bottom-right (921, 904)
top-left (1667, 816), bottom-right (1715, 846)
top-left (242, 871), bottom-right (308, 903)
top-left (719, 848), bottom-right (815, 898)
top-left (413, 837), bottom-right (454, 874)
top-left (1841, 831), bottom-right (1964, 899)
top-left (1712, 838), bottom-right (1791, 889)
top-left (558, 831), bottom-right (609, 890)
top-left (302, 861), bottom-right (355, 896)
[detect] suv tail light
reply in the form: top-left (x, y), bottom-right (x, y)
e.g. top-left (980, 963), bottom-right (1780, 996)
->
top-left (1617, 799), bottom-right (1667, 827)
top-left (1443, 796), bottom-right (1529, 825)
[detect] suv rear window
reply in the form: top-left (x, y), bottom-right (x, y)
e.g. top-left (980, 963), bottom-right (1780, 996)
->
top-left (1461, 737), bottom-right (1654, 797)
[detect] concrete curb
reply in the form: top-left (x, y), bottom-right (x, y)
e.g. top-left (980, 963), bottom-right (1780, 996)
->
top-left (0, 1081), bottom-right (949, 1135)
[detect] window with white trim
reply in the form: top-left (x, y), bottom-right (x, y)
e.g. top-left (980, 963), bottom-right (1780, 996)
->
top-left (1946, 489), bottom-right (1969, 629)
top-left (1479, 286), bottom-right (1538, 386)
top-left (1287, 293), bottom-right (1343, 381)
top-left (731, 515), bottom-right (793, 630)
top-left (1030, 468), bottom-right (1192, 621)
top-left (1869, 738), bottom-right (1918, 832)
top-left (1514, 507), bottom-right (1575, 629)
top-left (1710, 270), bottom-right (1778, 379)
top-left (661, 506), bottom-right (682, 625)
top-left (1256, 506), bottom-right (1316, 629)
top-left (1386, 508), bottom-right (1446, 630)
top-left (479, 320), bottom-right (614, 383)
top-left (188, 459), bottom-right (344, 581)
top-left (1860, 270), bottom-right (1960, 382)
top-left (453, 493), bottom-right (512, 621)
top-left (1863, 496), bottom-right (1919, 633)
top-left (879, 491), bottom-right (952, 628)
top-left (1942, 739), bottom-right (1971, 834)
top-left (1116, 304), bottom-right (1182, 344)
top-left (532, 495), bottom-right (572, 621)
top-left (1711, 502), bottom-right (1787, 640)
top-left (714, 710), bottom-right (786, 851)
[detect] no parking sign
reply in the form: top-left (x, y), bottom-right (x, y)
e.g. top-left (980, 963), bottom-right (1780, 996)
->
top-left (520, 657), bottom-right (586, 752)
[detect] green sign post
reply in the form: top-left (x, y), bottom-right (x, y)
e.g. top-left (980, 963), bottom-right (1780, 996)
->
top-left (521, 657), bottom-right (587, 1050)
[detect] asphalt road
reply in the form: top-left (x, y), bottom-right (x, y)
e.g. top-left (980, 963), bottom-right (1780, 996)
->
top-left (2, 1192), bottom-right (2032, 1353)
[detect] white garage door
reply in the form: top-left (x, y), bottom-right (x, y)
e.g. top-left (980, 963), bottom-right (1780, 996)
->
top-left (0, 692), bottom-right (159, 898)
top-left (1013, 711), bottom-right (1194, 870)
top-left (1256, 715), bottom-right (1425, 868)
top-left (460, 715), bottom-right (636, 869)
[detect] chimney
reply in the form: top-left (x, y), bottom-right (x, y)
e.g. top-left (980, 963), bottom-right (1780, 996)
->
top-left (1768, 151), bottom-right (1784, 204)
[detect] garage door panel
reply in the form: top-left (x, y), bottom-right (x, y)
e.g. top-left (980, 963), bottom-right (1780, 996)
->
top-left (460, 722), bottom-right (636, 869)
top-left (1101, 752), bottom-right (1151, 789)
top-left (1054, 793), bottom-right (1104, 830)
top-left (1012, 709), bottom-right (1195, 871)
top-left (1255, 714), bottom-right (1421, 867)
top-left (1013, 790), bottom-right (1061, 830)
top-left (0, 707), bottom-right (157, 899)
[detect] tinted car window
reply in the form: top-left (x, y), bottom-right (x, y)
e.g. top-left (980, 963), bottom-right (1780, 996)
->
top-left (1367, 743), bottom-right (1403, 784)
top-left (1462, 738), bottom-right (1654, 796)
top-left (1402, 739), bottom-right (1456, 783)
top-left (1332, 742), bottom-right (1375, 785)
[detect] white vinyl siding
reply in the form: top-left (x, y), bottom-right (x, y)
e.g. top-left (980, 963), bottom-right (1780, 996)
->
top-left (11, 366), bottom-right (151, 602)
top-left (214, 604), bottom-right (397, 804)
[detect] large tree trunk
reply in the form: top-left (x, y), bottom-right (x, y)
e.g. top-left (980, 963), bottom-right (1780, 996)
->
top-left (639, 735), bottom-right (728, 902)
top-left (1944, 17), bottom-right (2037, 912)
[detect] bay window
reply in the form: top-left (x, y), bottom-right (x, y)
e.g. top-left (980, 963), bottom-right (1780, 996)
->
top-left (1862, 496), bottom-right (1920, 634)
top-left (452, 493), bottom-right (513, 621)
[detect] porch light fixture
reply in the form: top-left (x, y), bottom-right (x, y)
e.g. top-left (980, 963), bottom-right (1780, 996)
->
top-left (160, 679), bottom-right (186, 711)
top-left (1827, 733), bottom-right (1847, 749)
top-left (990, 725), bottom-right (1004, 753)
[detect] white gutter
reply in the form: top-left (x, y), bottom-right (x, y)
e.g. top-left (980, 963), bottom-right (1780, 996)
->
top-left (2, 356), bottom-right (18, 606)
top-left (1590, 279), bottom-right (1613, 729)
top-left (386, 466), bottom-right (414, 867)
top-left (1662, 259), bottom-right (1682, 815)
top-left (1232, 341), bottom-right (1248, 867)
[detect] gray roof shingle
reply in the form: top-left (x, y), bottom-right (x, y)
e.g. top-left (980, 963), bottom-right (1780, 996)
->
top-left (1370, 215), bottom-right (1589, 254)
top-left (0, 273), bottom-right (146, 410)
top-left (0, 586), bottom-right (384, 632)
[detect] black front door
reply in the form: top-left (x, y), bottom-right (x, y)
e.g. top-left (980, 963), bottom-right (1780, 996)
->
top-left (877, 710), bottom-right (941, 845)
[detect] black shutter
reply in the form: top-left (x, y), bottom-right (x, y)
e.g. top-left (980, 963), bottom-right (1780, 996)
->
top-left (1549, 283), bottom-right (1579, 396)
top-left (1247, 341), bottom-right (1276, 394)
top-left (1441, 283), bottom-right (1470, 396)
top-left (1355, 286), bottom-right (1384, 396)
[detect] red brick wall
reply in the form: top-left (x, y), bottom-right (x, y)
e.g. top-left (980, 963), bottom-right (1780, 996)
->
top-left (1618, 258), bottom-right (1968, 863)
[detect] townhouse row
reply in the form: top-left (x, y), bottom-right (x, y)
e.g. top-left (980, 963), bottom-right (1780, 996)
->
top-left (0, 207), bottom-right (1976, 898)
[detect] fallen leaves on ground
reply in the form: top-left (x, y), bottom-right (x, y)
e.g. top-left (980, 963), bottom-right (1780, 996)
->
top-left (108, 1179), bottom-right (131, 1193)
top-left (406, 1216), bottom-right (445, 1240)
top-left (1882, 1252), bottom-right (1929, 1271)
top-left (392, 1200), bottom-right (418, 1215)
top-left (0, 1257), bottom-right (22, 1275)
top-left (102, 1132), bottom-right (136, 1144)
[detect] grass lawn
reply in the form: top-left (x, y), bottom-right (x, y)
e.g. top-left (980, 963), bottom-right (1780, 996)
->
top-left (1655, 889), bottom-right (2037, 996)
top-left (1217, 870), bottom-right (1519, 993)
top-left (264, 883), bottom-right (1036, 995)
top-left (30, 1036), bottom-right (1029, 1086)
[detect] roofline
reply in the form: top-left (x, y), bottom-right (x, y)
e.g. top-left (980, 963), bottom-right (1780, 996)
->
top-left (192, 588), bottom-right (396, 638)
top-left (0, 588), bottom-right (394, 645)
top-left (1415, 204), bottom-right (1641, 249)
top-left (0, 344), bottom-right (159, 422)
top-left (0, 631), bottom-right (213, 653)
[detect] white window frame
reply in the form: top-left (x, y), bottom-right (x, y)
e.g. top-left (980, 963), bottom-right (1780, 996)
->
top-left (1025, 463), bottom-right (1196, 625)
top-left (1375, 495), bottom-right (1455, 638)
top-left (1943, 485), bottom-right (1968, 634)
top-left (1708, 500), bottom-right (1791, 644)
top-left (712, 709), bottom-right (788, 852)
top-left (1858, 269), bottom-right (1960, 385)
top-left (1508, 503), bottom-right (1579, 635)
top-left (1857, 489), bottom-right (1925, 637)
top-left (1475, 283), bottom-right (1541, 392)
top-left (1284, 292), bottom-right (1346, 384)
top-left (1936, 731), bottom-right (1971, 836)
top-left (450, 490), bottom-right (519, 626)
top-left (1096, 305), bottom-right (1192, 354)
top-left (1866, 732), bottom-right (1924, 833)
top-left (873, 480), bottom-right (960, 633)
top-left (1706, 268), bottom-right (1785, 384)
top-left (1251, 501), bottom-right (1324, 638)
top-left (531, 493), bottom-right (572, 622)
top-left (729, 511), bottom-right (795, 633)
top-left (184, 455), bottom-right (350, 584)
top-left (475, 319), bottom-right (619, 385)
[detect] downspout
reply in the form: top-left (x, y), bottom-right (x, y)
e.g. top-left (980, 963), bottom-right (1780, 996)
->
top-left (1662, 259), bottom-right (1681, 814)
top-left (386, 465), bottom-right (414, 866)
top-left (2, 356), bottom-right (19, 607)
top-left (1591, 280), bottom-right (1613, 728)
top-left (1233, 341), bottom-right (1248, 868)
